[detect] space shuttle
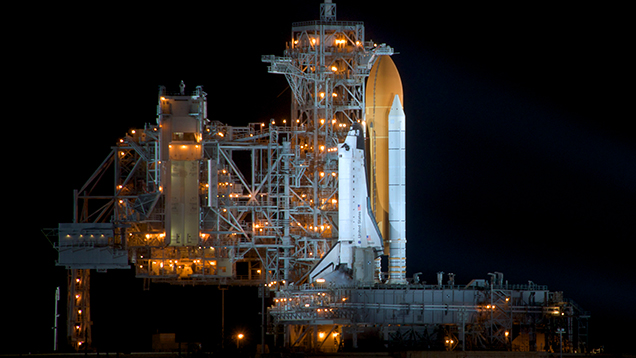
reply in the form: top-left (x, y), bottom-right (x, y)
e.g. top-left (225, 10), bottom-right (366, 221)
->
top-left (309, 123), bottom-right (384, 283)
top-left (310, 56), bottom-right (407, 284)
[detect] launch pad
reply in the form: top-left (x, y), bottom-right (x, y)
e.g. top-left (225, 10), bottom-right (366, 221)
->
top-left (50, 0), bottom-right (589, 354)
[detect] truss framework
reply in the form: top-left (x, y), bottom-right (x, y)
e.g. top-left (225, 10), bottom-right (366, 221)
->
top-left (268, 280), bottom-right (590, 353)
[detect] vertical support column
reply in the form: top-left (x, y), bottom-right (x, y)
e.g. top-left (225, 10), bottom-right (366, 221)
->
top-left (282, 142), bottom-right (291, 281)
top-left (53, 286), bottom-right (60, 351)
top-left (67, 269), bottom-right (91, 350)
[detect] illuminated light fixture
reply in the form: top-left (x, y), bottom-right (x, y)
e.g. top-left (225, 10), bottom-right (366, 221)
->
top-left (237, 333), bottom-right (244, 340)
top-left (316, 278), bottom-right (325, 283)
top-left (160, 96), bottom-right (166, 101)
top-left (331, 66), bottom-right (338, 72)
top-left (332, 93), bottom-right (337, 97)
top-left (319, 92), bottom-right (325, 98)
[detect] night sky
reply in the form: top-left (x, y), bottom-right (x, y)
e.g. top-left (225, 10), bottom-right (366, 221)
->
top-left (14, 1), bottom-right (633, 354)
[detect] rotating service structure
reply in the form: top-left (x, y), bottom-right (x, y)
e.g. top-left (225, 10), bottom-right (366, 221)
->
top-left (50, 0), bottom-right (589, 353)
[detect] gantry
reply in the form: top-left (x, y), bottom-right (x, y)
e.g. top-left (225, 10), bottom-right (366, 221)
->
top-left (52, 2), bottom-right (393, 347)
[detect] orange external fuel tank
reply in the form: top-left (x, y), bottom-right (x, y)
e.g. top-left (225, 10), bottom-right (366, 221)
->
top-left (365, 55), bottom-right (403, 253)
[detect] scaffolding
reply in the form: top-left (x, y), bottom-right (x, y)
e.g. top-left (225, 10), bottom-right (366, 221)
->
top-left (52, 6), bottom-right (391, 345)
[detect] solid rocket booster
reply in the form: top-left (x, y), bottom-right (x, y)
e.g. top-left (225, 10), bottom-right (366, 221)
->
top-left (388, 95), bottom-right (406, 284)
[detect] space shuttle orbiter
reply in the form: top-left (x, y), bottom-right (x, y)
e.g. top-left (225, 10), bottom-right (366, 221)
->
top-left (309, 123), bottom-right (384, 283)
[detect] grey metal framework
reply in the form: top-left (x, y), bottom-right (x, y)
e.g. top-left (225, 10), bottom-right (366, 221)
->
top-left (52, 8), bottom-right (392, 346)
top-left (268, 274), bottom-right (589, 353)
